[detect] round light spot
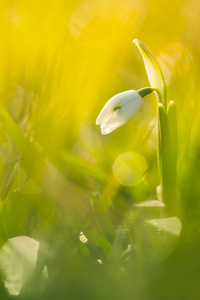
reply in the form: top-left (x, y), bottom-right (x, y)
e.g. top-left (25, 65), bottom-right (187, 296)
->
top-left (112, 151), bottom-right (147, 186)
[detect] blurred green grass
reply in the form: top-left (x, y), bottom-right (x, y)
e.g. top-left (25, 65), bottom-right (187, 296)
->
top-left (0, 0), bottom-right (200, 299)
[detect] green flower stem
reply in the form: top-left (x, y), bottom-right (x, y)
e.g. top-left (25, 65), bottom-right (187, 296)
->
top-left (137, 87), bottom-right (157, 98)
top-left (134, 40), bottom-right (179, 215)
top-left (158, 102), bottom-right (178, 216)
top-left (137, 86), bottom-right (177, 215)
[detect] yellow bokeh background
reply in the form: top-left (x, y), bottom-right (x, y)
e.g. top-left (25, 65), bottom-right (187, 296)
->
top-left (0, 0), bottom-right (199, 213)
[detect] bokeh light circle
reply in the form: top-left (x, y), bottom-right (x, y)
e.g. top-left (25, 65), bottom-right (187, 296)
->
top-left (112, 151), bottom-right (147, 186)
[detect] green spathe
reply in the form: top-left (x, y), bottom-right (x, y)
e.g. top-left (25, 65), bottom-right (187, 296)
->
top-left (133, 39), bottom-right (166, 108)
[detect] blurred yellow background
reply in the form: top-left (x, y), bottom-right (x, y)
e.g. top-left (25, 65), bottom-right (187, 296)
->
top-left (0, 0), bottom-right (199, 213)
top-left (0, 0), bottom-right (199, 216)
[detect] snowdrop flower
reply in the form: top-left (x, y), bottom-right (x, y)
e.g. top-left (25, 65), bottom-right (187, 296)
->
top-left (96, 88), bottom-right (154, 135)
top-left (96, 90), bottom-right (142, 135)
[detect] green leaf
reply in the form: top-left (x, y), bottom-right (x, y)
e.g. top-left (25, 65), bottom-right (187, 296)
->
top-left (0, 107), bottom-right (48, 187)
top-left (96, 236), bottom-right (112, 256)
top-left (158, 103), bottom-right (171, 196)
top-left (59, 151), bottom-right (106, 185)
top-left (0, 107), bottom-right (31, 161)
top-left (167, 101), bottom-right (178, 178)
top-left (133, 39), bottom-right (166, 108)
top-left (158, 103), bottom-right (178, 215)
top-left (157, 103), bottom-right (166, 188)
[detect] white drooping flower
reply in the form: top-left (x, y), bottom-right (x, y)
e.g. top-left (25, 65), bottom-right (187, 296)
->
top-left (96, 90), bottom-right (143, 135)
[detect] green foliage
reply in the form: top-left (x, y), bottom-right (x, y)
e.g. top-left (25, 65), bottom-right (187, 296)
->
top-left (0, 0), bottom-right (199, 300)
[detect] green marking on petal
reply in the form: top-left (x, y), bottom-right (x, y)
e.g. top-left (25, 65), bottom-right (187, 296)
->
top-left (113, 106), bottom-right (121, 112)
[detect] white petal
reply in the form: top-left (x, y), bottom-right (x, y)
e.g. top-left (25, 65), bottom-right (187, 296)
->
top-left (96, 90), bottom-right (136, 125)
top-left (120, 94), bottom-right (142, 120)
top-left (100, 92), bottom-right (142, 135)
top-left (101, 125), bottom-right (113, 135)
top-left (100, 112), bottom-right (126, 135)
top-left (117, 90), bottom-right (142, 107)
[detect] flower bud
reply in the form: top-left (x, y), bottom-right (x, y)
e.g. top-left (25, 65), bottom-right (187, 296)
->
top-left (96, 90), bottom-right (143, 135)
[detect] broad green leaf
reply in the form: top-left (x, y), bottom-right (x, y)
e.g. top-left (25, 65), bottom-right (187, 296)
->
top-left (133, 39), bottom-right (166, 108)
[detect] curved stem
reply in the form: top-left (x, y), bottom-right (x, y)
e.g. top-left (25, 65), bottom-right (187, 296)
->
top-left (137, 87), bottom-right (162, 105)
top-left (137, 87), bottom-right (158, 98)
